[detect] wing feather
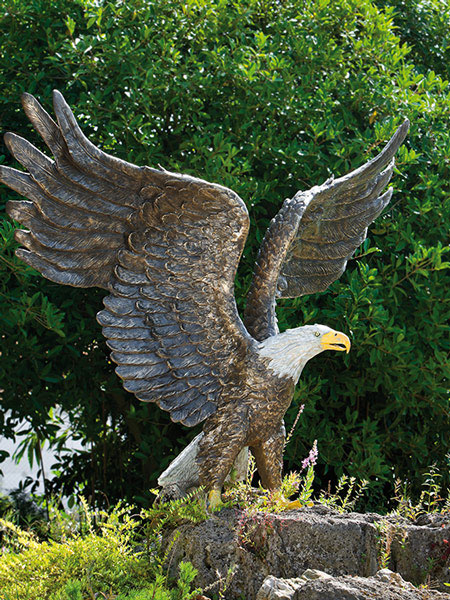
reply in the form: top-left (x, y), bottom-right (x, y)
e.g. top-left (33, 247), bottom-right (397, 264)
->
top-left (244, 121), bottom-right (409, 340)
top-left (2, 91), bottom-right (254, 427)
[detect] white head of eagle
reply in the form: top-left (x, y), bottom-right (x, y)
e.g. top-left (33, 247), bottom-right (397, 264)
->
top-left (258, 325), bottom-right (351, 383)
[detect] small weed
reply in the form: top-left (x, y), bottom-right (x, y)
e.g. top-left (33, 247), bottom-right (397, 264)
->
top-left (235, 510), bottom-right (275, 561)
top-left (426, 535), bottom-right (450, 586)
top-left (223, 441), bottom-right (317, 513)
top-left (202, 563), bottom-right (236, 600)
top-left (391, 462), bottom-right (450, 521)
top-left (318, 475), bottom-right (369, 513)
top-left (374, 519), bottom-right (394, 569)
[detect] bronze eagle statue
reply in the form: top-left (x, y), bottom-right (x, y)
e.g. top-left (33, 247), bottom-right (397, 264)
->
top-left (1, 92), bottom-right (409, 508)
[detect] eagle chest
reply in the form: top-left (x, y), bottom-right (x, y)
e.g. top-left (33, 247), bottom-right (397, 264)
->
top-left (246, 371), bottom-right (295, 444)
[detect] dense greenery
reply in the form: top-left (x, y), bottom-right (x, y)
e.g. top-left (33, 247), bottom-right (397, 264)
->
top-left (0, 499), bottom-right (203, 599)
top-left (0, 0), bottom-right (449, 509)
top-left (374, 0), bottom-right (450, 78)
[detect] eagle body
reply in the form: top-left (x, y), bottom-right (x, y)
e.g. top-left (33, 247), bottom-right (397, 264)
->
top-left (198, 353), bottom-right (295, 490)
top-left (0, 92), bottom-right (408, 503)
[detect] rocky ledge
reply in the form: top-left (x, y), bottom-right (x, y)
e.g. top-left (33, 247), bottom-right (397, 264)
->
top-left (164, 504), bottom-right (450, 600)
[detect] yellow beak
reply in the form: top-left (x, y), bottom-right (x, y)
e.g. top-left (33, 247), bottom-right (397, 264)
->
top-left (321, 330), bottom-right (351, 354)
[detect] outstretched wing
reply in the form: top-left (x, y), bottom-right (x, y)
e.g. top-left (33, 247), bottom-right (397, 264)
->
top-left (244, 121), bottom-right (409, 341)
top-left (2, 91), bottom-right (253, 426)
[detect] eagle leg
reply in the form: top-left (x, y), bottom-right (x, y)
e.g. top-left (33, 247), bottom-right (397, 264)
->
top-left (250, 424), bottom-right (285, 489)
top-left (251, 425), bottom-right (306, 511)
top-left (198, 409), bottom-right (249, 509)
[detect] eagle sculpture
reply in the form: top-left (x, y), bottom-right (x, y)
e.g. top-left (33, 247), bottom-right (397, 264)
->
top-left (1, 92), bottom-right (408, 508)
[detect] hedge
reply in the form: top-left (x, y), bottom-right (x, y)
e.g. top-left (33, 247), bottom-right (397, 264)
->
top-left (0, 0), bottom-right (449, 509)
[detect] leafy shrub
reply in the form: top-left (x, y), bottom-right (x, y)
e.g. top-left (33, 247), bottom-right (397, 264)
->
top-left (1, 0), bottom-right (449, 509)
top-left (0, 501), bottom-right (200, 600)
top-left (374, 0), bottom-right (450, 78)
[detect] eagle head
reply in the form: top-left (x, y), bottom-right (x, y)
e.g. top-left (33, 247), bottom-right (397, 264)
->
top-left (258, 324), bottom-right (351, 383)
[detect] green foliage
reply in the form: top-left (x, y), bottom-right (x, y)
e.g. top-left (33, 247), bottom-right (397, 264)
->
top-left (318, 475), bottom-right (369, 514)
top-left (223, 453), bottom-right (317, 512)
top-left (0, 0), bottom-right (449, 510)
top-left (390, 459), bottom-right (450, 521)
top-left (374, 0), bottom-right (450, 78)
top-left (0, 501), bottom-right (201, 600)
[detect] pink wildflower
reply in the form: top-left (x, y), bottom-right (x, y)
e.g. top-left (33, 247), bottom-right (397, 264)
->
top-left (301, 439), bottom-right (318, 471)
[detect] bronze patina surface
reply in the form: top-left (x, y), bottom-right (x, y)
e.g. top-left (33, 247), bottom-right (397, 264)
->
top-left (0, 92), bottom-right (408, 504)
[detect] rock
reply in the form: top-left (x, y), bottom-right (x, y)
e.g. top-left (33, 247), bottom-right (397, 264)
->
top-left (376, 567), bottom-right (407, 583)
top-left (163, 505), bottom-right (450, 599)
top-left (256, 569), bottom-right (450, 600)
top-left (256, 575), bottom-right (303, 600)
top-left (165, 505), bottom-right (379, 599)
top-left (256, 570), bottom-right (332, 600)
top-left (300, 569), bottom-right (333, 581)
top-left (388, 513), bottom-right (450, 588)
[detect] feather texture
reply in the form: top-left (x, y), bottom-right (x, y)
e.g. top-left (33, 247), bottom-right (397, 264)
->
top-left (1, 91), bottom-right (409, 494)
top-left (244, 120), bottom-right (409, 340)
top-left (2, 91), bottom-right (253, 426)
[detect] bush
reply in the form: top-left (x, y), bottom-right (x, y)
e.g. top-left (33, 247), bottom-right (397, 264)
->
top-left (374, 0), bottom-right (450, 78)
top-left (1, 0), bottom-right (449, 509)
top-left (0, 501), bottom-right (201, 600)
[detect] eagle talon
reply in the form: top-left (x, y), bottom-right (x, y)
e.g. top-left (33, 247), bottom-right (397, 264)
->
top-left (279, 497), bottom-right (303, 511)
top-left (207, 489), bottom-right (223, 511)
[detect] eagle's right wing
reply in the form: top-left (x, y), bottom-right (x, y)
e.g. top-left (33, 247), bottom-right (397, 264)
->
top-left (1, 92), bottom-right (254, 427)
top-left (244, 121), bottom-right (409, 341)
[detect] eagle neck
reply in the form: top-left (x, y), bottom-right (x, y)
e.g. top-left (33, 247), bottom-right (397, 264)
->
top-left (257, 332), bottom-right (317, 383)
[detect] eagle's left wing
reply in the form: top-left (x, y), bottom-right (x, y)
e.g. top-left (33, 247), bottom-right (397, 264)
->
top-left (244, 120), bottom-right (409, 341)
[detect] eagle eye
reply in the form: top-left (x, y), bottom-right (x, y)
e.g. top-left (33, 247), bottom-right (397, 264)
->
top-left (314, 331), bottom-right (321, 337)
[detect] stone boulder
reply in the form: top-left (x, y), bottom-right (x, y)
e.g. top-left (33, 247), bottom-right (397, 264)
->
top-left (256, 569), bottom-right (450, 600)
top-left (164, 504), bottom-right (450, 600)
